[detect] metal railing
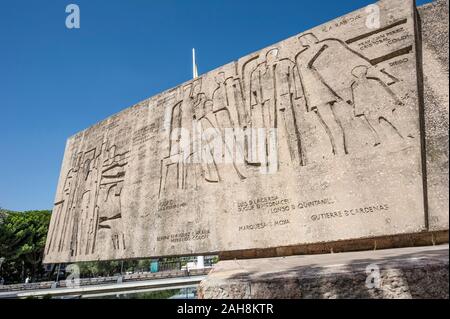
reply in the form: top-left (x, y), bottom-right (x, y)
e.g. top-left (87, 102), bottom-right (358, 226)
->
top-left (0, 267), bottom-right (212, 293)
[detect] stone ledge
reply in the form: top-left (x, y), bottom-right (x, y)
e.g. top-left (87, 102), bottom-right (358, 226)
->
top-left (218, 230), bottom-right (448, 260)
top-left (199, 244), bottom-right (449, 299)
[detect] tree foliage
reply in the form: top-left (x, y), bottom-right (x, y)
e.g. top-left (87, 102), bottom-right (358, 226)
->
top-left (0, 207), bottom-right (216, 285)
top-left (76, 259), bottom-right (153, 278)
top-left (0, 210), bottom-right (51, 283)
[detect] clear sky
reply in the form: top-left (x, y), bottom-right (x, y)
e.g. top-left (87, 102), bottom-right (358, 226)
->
top-left (0, 0), bottom-right (432, 211)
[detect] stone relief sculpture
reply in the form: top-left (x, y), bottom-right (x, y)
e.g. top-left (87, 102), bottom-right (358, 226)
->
top-left (46, 153), bottom-right (83, 256)
top-left (45, 168), bottom-right (75, 255)
top-left (196, 99), bottom-right (222, 183)
top-left (160, 80), bottom-right (202, 195)
top-left (75, 149), bottom-right (99, 256)
top-left (46, 142), bottom-right (130, 258)
top-left (45, 0), bottom-right (426, 264)
top-left (97, 145), bottom-right (130, 252)
top-left (68, 148), bottom-right (98, 257)
top-left (160, 75), bottom-right (248, 194)
top-left (351, 65), bottom-right (409, 146)
top-left (295, 33), bottom-right (374, 156)
top-left (47, 24), bottom-right (415, 257)
top-left (210, 72), bottom-right (247, 181)
top-left (59, 155), bottom-right (82, 256)
top-left (249, 48), bottom-right (305, 169)
top-left (158, 29), bottom-right (412, 189)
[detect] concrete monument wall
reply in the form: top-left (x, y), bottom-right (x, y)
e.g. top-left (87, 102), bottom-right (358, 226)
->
top-left (418, 0), bottom-right (449, 232)
top-left (44, 0), bottom-right (448, 264)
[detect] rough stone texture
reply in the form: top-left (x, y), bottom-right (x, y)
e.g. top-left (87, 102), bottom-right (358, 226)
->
top-left (199, 244), bottom-right (449, 299)
top-left (218, 230), bottom-right (448, 259)
top-left (43, 0), bottom-right (443, 264)
top-left (418, 0), bottom-right (449, 231)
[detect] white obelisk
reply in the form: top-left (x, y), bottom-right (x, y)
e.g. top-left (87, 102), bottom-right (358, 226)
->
top-left (192, 48), bottom-right (204, 270)
top-left (192, 48), bottom-right (199, 79)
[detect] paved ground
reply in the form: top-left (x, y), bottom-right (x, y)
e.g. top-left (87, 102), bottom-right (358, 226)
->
top-left (199, 244), bottom-right (449, 299)
top-left (209, 244), bottom-right (448, 275)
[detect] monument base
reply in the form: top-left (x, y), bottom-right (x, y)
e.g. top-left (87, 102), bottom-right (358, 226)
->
top-left (199, 244), bottom-right (449, 299)
top-left (218, 231), bottom-right (448, 260)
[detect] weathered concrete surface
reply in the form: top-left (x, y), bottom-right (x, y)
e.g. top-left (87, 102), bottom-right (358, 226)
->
top-left (418, 0), bottom-right (449, 231)
top-left (199, 244), bottom-right (449, 299)
top-left (218, 229), bottom-right (448, 259)
top-left (44, 0), bottom-right (443, 264)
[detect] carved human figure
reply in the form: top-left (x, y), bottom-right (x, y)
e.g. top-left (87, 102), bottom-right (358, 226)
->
top-left (77, 162), bottom-right (92, 256)
top-left (171, 84), bottom-right (196, 158)
top-left (226, 76), bottom-right (248, 129)
top-left (160, 80), bottom-right (203, 195)
top-left (211, 72), bottom-right (247, 180)
top-left (97, 145), bottom-right (129, 252)
top-left (185, 81), bottom-right (207, 189)
top-left (295, 33), bottom-right (377, 156)
top-left (78, 155), bottom-right (100, 256)
top-left (46, 168), bottom-right (75, 255)
top-left (249, 49), bottom-right (304, 171)
top-left (46, 202), bottom-right (63, 255)
top-left (64, 148), bottom-right (99, 257)
top-left (59, 153), bottom-right (83, 254)
top-left (196, 99), bottom-right (221, 183)
top-left (161, 85), bottom-right (194, 193)
top-left (350, 65), bottom-right (407, 145)
top-left (295, 33), bottom-right (347, 156)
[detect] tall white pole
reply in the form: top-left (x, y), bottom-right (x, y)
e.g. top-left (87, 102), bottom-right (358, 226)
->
top-left (192, 47), bottom-right (204, 269)
top-left (192, 48), bottom-right (199, 79)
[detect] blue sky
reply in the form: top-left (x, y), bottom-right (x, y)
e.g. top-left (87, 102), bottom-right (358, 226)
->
top-left (0, 0), bottom-right (432, 211)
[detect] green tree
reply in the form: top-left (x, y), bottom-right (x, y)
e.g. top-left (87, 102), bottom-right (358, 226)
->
top-left (0, 210), bottom-right (51, 283)
top-left (0, 208), bottom-right (12, 224)
top-left (76, 259), bottom-right (152, 278)
top-left (76, 261), bottom-right (122, 278)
